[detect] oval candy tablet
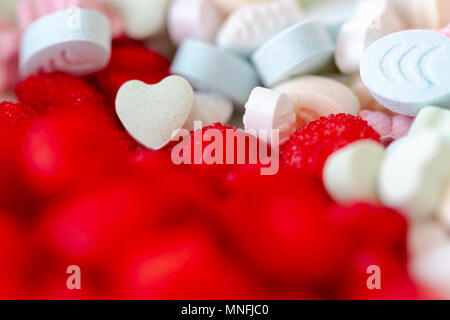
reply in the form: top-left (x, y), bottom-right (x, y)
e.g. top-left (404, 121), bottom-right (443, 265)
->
top-left (243, 87), bottom-right (296, 145)
top-left (105, 0), bottom-right (170, 40)
top-left (335, 0), bottom-right (404, 74)
top-left (409, 106), bottom-right (450, 140)
top-left (216, 0), bottom-right (304, 57)
top-left (251, 20), bottom-right (334, 87)
top-left (168, 0), bottom-right (225, 46)
top-left (274, 75), bottom-right (360, 128)
top-left (379, 131), bottom-right (450, 219)
top-left (171, 39), bottom-right (260, 106)
top-left (184, 91), bottom-right (234, 131)
top-left (393, 0), bottom-right (450, 29)
top-left (19, 8), bottom-right (111, 78)
top-left (323, 139), bottom-right (385, 205)
top-left (18, 0), bottom-right (123, 38)
top-left (306, 0), bottom-right (357, 44)
top-left (360, 30), bottom-right (450, 116)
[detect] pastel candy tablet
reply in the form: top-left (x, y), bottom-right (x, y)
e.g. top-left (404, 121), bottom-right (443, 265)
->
top-left (360, 30), bottom-right (450, 116)
top-left (323, 140), bottom-right (385, 204)
top-left (393, 0), bottom-right (450, 29)
top-left (437, 24), bottom-right (450, 38)
top-left (437, 182), bottom-right (450, 230)
top-left (306, 0), bottom-right (357, 44)
top-left (105, 0), bottom-right (169, 40)
top-left (348, 75), bottom-right (387, 112)
top-left (184, 91), bottom-right (234, 131)
top-left (243, 87), bottom-right (296, 145)
top-left (0, 0), bottom-right (20, 23)
top-left (20, 9), bottom-right (111, 78)
top-left (359, 110), bottom-right (392, 139)
top-left (216, 0), bottom-right (305, 57)
top-left (411, 242), bottom-right (450, 299)
top-left (251, 20), bottom-right (334, 87)
top-left (18, 0), bottom-right (123, 38)
top-left (408, 221), bottom-right (448, 256)
top-left (168, 0), bottom-right (224, 46)
top-left (409, 106), bottom-right (450, 140)
top-left (379, 131), bottom-right (450, 219)
top-left (391, 114), bottom-right (414, 140)
top-left (211, 0), bottom-right (274, 14)
top-left (273, 75), bottom-right (360, 128)
top-left (0, 21), bottom-right (19, 91)
top-left (116, 76), bottom-right (194, 150)
top-left (335, 0), bottom-right (404, 74)
top-left (360, 110), bottom-right (413, 140)
top-left (171, 39), bottom-right (260, 106)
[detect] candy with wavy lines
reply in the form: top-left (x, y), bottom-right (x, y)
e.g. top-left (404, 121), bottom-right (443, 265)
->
top-left (216, 0), bottom-right (304, 57)
top-left (360, 30), bottom-right (450, 116)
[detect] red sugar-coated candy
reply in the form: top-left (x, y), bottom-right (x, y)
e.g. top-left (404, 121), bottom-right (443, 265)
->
top-left (90, 41), bottom-right (170, 106)
top-left (166, 123), bottom-right (270, 187)
top-left (16, 72), bottom-right (106, 113)
top-left (282, 114), bottom-right (381, 179)
top-left (0, 101), bottom-right (37, 135)
top-left (218, 169), bottom-right (351, 288)
top-left (110, 226), bottom-right (265, 299)
top-left (328, 203), bottom-right (408, 259)
top-left (16, 108), bottom-right (128, 197)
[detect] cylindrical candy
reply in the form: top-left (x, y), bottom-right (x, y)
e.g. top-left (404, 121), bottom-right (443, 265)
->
top-left (171, 39), bottom-right (260, 106)
top-left (251, 20), bottom-right (334, 87)
top-left (19, 8), bottom-right (111, 78)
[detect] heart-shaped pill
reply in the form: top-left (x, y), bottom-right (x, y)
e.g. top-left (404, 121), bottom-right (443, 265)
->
top-left (116, 76), bottom-right (194, 150)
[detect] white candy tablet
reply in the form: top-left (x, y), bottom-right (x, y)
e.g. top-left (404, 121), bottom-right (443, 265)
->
top-left (184, 91), bottom-right (234, 131)
top-left (379, 131), bottom-right (450, 219)
top-left (323, 140), bottom-right (385, 204)
top-left (411, 242), bottom-right (450, 299)
top-left (273, 75), bottom-right (361, 127)
top-left (243, 87), bottom-right (296, 145)
top-left (19, 9), bottom-right (111, 78)
top-left (408, 222), bottom-right (448, 257)
top-left (216, 0), bottom-right (304, 57)
top-left (409, 106), bottom-right (450, 140)
top-left (168, 0), bottom-right (225, 46)
top-left (335, 0), bottom-right (404, 74)
top-left (105, 0), bottom-right (170, 40)
top-left (116, 76), bottom-right (194, 150)
top-left (393, 0), bottom-right (450, 29)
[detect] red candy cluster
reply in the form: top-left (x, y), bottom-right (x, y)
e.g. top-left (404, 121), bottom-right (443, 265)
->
top-left (282, 114), bottom-right (381, 178)
top-left (0, 42), bottom-right (417, 299)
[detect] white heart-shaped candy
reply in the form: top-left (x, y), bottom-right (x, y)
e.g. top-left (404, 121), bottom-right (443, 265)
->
top-left (116, 76), bottom-right (194, 150)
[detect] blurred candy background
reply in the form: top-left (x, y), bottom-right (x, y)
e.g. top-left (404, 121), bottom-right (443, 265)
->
top-left (0, 0), bottom-right (449, 300)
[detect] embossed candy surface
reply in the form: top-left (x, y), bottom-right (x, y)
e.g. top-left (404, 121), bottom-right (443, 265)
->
top-left (216, 0), bottom-right (304, 57)
top-left (360, 30), bottom-right (450, 116)
top-left (19, 8), bottom-right (111, 78)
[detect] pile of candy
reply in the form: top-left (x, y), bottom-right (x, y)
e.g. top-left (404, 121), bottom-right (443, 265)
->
top-left (0, 0), bottom-right (450, 299)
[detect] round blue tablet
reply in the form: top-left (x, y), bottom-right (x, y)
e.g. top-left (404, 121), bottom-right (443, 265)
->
top-left (251, 20), bottom-right (335, 87)
top-left (361, 30), bottom-right (450, 116)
